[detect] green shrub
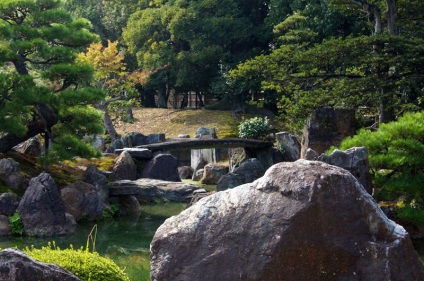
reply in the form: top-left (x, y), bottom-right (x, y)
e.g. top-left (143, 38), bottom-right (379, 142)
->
top-left (25, 242), bottom-right (130, 281)
top-left (238, 117), bottom-right (272, 140)
top-left (396, 206), bottom-right (424, 225)
top-left (9, 211), bottom-right (24, 236)
top-left (338, 111), bottom-right (424, 205)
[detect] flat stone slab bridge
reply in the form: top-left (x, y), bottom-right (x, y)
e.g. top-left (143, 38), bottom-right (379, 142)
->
top-left (116, 138), bottom-right (274, 154)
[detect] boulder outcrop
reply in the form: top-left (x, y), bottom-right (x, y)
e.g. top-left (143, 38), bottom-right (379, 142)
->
top-left (216, 158), bottom-right (265, 191)
top-left (0, 248), bottom-right (81, 281)
top-left (0, 158), bottom-right (25, 190)
top-left (112, 151), bottom-right (137, 180)
top-left (61, 181), bottom-right (103, 222)
top-left (200, 164), bottom-right (228, 185)
top-left (108, 178), bottom-right (199, 202)
top-left (142, 154), bottom-right (180, 182)
top-left (0, 192), bottom-right (20, 216)
top-left (18, 173), bottom-right (75, 236)
top-left (151, 160), bottom-right (424, 281)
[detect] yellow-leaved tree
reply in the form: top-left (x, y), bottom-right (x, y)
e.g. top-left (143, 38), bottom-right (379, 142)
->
top-left (77, 40), bottom-right (149, 141)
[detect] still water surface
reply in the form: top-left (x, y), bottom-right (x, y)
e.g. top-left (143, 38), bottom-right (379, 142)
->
top-left (0, 203), bottom-right (187, 281)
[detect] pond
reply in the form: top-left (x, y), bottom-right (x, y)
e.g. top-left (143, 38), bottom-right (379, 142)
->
top-left (0, 202), bottom-right (187, 281)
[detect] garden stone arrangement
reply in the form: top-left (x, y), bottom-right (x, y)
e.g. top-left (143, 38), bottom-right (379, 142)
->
top-left (151, 160), bottom-right (424, 281)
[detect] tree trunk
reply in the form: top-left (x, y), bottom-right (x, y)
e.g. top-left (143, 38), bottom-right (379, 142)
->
top-left (385, 0), bottom-right (398, 35)
top-left (0, 104), bottom-right (58, 153)
top-left (195, 91), bottom-right (204, 108)
top-left (12, 59), bottom-right (29, 75)
top-left (99, 98), bottom-right (120, 141)
top-left (157, 86), bottom-right (168, 108)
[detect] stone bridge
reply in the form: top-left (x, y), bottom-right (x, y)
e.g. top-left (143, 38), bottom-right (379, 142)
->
top-left (115, 138), bottom-right (276, 170)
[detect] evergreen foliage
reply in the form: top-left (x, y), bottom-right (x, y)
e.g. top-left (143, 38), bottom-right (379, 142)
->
top-left (338, 111), bottom-right (424, 221)
top-left (0, 0), bottom-right (105, 160)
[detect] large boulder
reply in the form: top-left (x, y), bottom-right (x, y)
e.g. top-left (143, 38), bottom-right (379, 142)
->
top-left (13, 136), bottom-right (42, 157)
top-left (142, 154), bottom-right (180, 182)
top-left (108, 178), bottom-right (199, 202)
top-left (0, 158), bottom-right (25, 190)
top-left (0, 192), bottom-right (20, 216)
top-left (112, 151), bottom-right (137, 180)
top-left (318, 147), bottom-right (372, 194)
top-left (18, 173), bottom-right (75, 237)
top-left (178, 166), bottom-right (194, 179)
top-left (301, 107), bottom-right (357, 158)
top-left (0, 248), bottom-right (81, 281)
top-left (275, 132), bottom-right (301, 161)
top-left (0, 215), bottom-right (11, 236)
top-left (200, 164), bottom-right (228, 185)
top-left (61, 181), bottom-right (103, 222)
top-left (151, 160), bottom-right (424, 281)
top-left (216, 158), bottom-right (265, 191)
top-left (83, 165), bottom-right (109, 206)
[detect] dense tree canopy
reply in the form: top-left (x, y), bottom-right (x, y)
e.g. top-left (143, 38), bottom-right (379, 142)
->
top-left (0, 0), bottom-right (104, 160)
top-left (230, 0), bottom-right (424, 131)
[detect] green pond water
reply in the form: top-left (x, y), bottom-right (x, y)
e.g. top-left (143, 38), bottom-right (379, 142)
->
top-left (0, 202), bottom-right (187, 281)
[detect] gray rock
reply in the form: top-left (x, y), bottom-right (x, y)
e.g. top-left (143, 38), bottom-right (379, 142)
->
top-left (0, 248), bottom-right (81, 281)
top-left (0, 192), bottom-right (20, 216)
top-left (108, 178), bottom-right (199, 202)
top-left (178, 166), bottom-right (194, 179)
top-left (200, 164), bottom-right (228, 185)
top-left (13, 136), bottom-right (42, 157)
top-left (216, 158), bottom-right (265, 191)
top-left (275, 132), bottom-right (301, 161)
top-left (301, 107), bottom-right (357, 158)
top-left (304, 148), bottom-right (319, 160)
top-left (113, 151), bottom-right (137, 180)
top-left (117, 195), bottom-right (141, 216)
top-left (318, 147), bottom-right (372, 194)
top-left (151, 160), bottom-right (424, 281)
top-left (83, 165), bottom-right (109, 205)
top-left (121, 132), bottom-right (148, 148)
top-left (178, 134), bottom-right (190, 138)
top-left (83, 135), bottom-right (105, 151)
top-left (148, 133), bottom-right (166, 144)
top-left (192, 169), bottom-right (204, 181)
top-left (0, 215), bottom-right (11, 236)
top-left (106, 138), bottom-right (124, 153)
top-left (142, 154), bottom-right (180, 182)
top-left (115, 148), bottom-right (153, 159)
top-left (61, 181), bottom-right (102, 222)
top-left (18, 173), bottom-right (75, 237)
top-left (0, 158), bottom-right (25, 190)
top-left (194, 127), bottom-right (217, 139)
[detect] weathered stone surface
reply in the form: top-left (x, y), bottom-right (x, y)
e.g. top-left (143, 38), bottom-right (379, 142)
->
top-left (0, 158), bottom-right (25, 190)
top-left (108, 178), bottom-right (199, 202)
top-left (194, 127), bottom-right (217, 139)
top-left (117, 195), bottom-right (141, 216)
top-left (83, 135), bottom-right (105, 151)
top-left (304, 148), bottom-right (319, 160)
top-left (148, 133), bottom-right (165, 144)
top-left (83, 165), bottom-right (108, 205)
top-left (13, 136), bottom-right (42, 157)
top-left (301, 107), bottom-right (357, 158)
top-left (142, 154), bottom-right (180, 182)
top-left (0, 215), bottom-right (11, 236)
top-left (0, 248), bottom-right (81, 281)
top-left (192, 169), bottom-right (204, 181)
top-left (275, 132), bottom-right (301, 161)
top-left (216, 158), bottom-right (265, 191)
top-left (178, 134), bottom-right (190, 138)
top-left (178, 166), bottom-right (194, 179)
top-left (106, 138), bottom-right (124, 153)
top-left (18, 173), bottom-right (75, 237)
top-left (318, 147), bottom-right (372, 194)
top-left (0, 192), bottom-right (20, 216)
top-left (61, 181), bottom-right (102, 222)
top-left (114, 148), bottom-right (153, 159)
top-left (200, 164), bottom-right (228, 185)
top-left (113, 151), bottom-right (137, 180)
top-left (121, 132), bottom-right (148, 148)
top-left (151, 160), bottom-right (424, 281)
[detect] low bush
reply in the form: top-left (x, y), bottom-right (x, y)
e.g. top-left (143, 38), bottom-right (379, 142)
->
top-left (238, 117), bottom-right (272, 140)
top-left (9, 211), bottom-right (23, 236)
top-left (25, 242), bottom-right (130, 281)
